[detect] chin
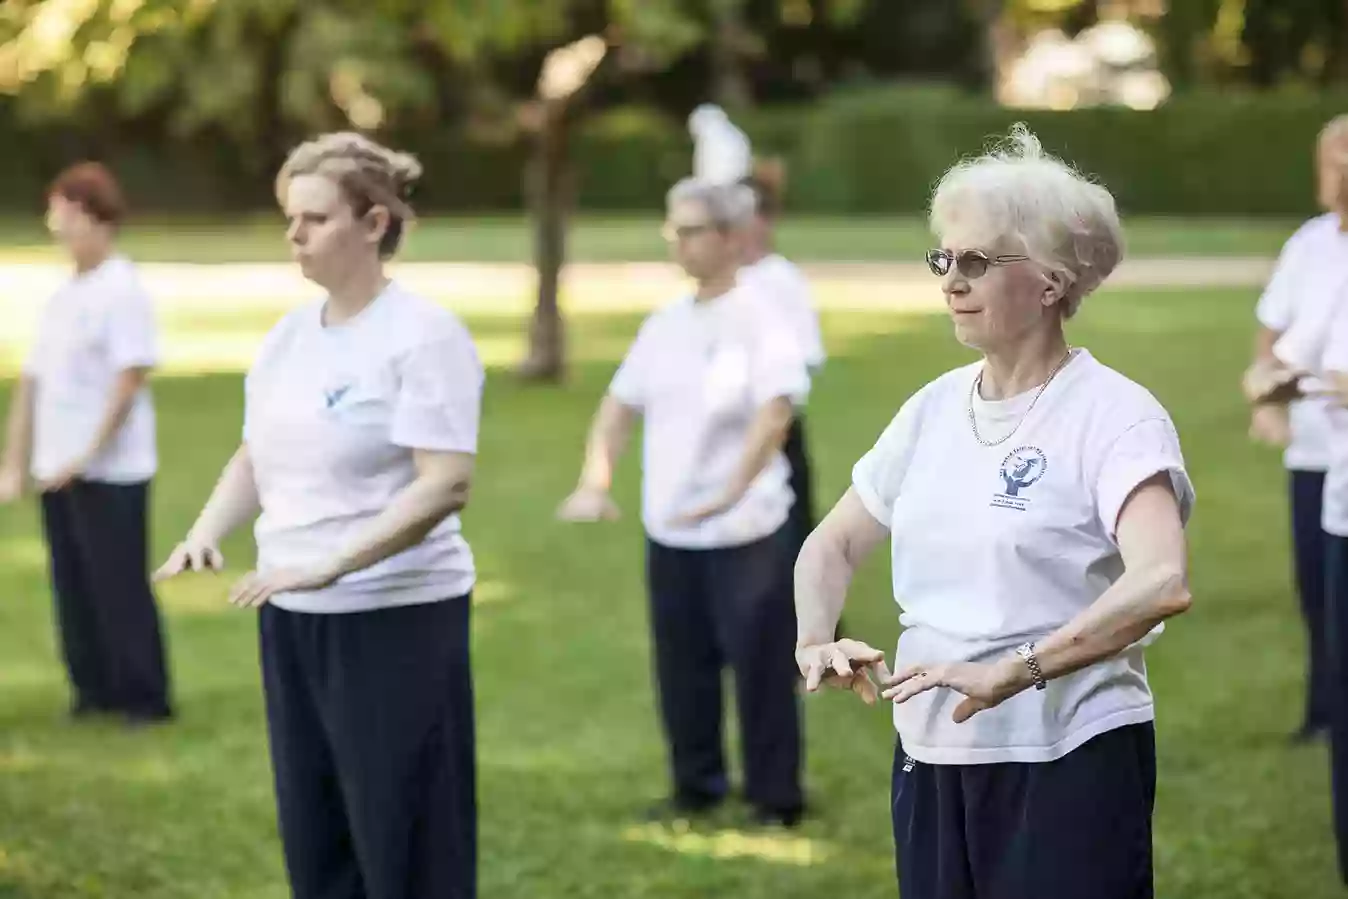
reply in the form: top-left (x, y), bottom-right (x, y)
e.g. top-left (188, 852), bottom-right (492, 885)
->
top-left (951, 322), bottom-right (986, 351)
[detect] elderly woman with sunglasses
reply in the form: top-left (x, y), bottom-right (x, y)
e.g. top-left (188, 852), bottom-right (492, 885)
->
top-left (793, 125), bottom-right (1195, 899)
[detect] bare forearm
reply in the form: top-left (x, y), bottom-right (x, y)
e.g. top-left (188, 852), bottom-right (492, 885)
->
top-left (999, 564), bottom-right (1191, 689)
top-left (188, 448), bottom-right (261, 544)
top-left (2, 378), bottom-right (34, 471)
top-left (726, 398), bottom-right (794, 499)
top-left (1253, 326), bottom-right (1281, 365)
top-left (85, 370), bottom-right (145, 460)
top-left (329, 475), bottom-right (470, 579)
top-left (794, 533), bottom-right (855, 646)
top-left (578, 397), bottom-right (635, 491)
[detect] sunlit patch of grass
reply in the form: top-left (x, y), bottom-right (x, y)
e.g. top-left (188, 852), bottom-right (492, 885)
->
top-left (621, 821), bottom-right (832, 867)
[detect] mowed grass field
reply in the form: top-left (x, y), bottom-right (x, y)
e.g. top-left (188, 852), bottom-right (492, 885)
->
top-left (0, 258), bottom-right (1339, 896)
top-left (0, 214), bottom-right (1303, 264)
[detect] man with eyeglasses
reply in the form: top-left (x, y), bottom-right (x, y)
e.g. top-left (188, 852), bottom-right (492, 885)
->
top-left (557, 177), bottom-right (810, 828)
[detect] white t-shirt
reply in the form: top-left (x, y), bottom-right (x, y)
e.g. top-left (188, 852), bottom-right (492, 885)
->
top-left (1309, 289), bottom-right (1348, 536)
top-left (738, 254), bottom-right (826, 373)
top-left (852, 350), bottom-right (1194, 765)
top-left (243, 283), bottom-right (482, 613)
top-left (1259, 213), bottom-right (1348, 472)
top-left (610, 286), bottom-right (810, 550)
top-left (24, 255), bottom-right (158, 484)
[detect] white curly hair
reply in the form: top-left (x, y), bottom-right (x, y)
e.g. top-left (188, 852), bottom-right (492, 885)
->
top-left (929, 123), bottom-right (1124, 318)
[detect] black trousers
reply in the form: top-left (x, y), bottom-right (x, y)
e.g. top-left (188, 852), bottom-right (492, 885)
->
top-left (892, 723), bottom-right (1157, 899)
top-left (645, 526), bottom-right (803, 814)
top-left (1324, 535), bottom-right (1348, 884)
top-left (260, 597), bottom-right (476, 899)
top-left (783, 415), bottom-right (815, 554)
top-left (1290, 469), bottom-right (1331, 732)
top-left (39, 479), bottom-right (172, 719)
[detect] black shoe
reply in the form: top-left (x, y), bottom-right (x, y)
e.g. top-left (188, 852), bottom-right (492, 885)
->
top-left (643, 795), bottom-right (722, 822)
top-left (1291, 722), bottom-right (1329, 745)
top-left (69, 701), bottom-right (112, 721)
top-left (749, 805), bottom-right (805, 829)
top-left (124, 709), bottom-right (175, 730)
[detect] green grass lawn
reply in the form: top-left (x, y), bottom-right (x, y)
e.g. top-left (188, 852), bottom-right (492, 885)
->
top-left (0, 214), bottom-right (1303, 264)
top-left (0, 285), bottom-right (1339, 898)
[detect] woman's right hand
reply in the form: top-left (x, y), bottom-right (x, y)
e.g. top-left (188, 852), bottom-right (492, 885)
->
top-left (153, 537), bottom-right (224, 581)
top-left (796, 639), bottom-right (890, 705)
top-left (1249, 403), bottom-right (1291, 447)
top-left (556, 486), bottom-right (620, 523)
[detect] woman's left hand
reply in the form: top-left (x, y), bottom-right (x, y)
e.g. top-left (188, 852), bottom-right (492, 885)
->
top-left (39, 456), bottom-right (90, 493)
top-left (881, 660), bottom-right (1026, 723)
top-left (229, 565), bottom-right (339, 609)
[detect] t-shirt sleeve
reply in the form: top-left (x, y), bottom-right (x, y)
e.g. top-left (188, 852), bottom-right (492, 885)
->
top-left (608, 319), bottom-right (654, 409)
top-left (390, 322), bottom-right (484, 454)
top-left (851, 387), bottom-right (929, 526)
top-left (1094, 417), bottom-right (1195, 541)
top-left (1321, 297), bottom-right (1348, 375)
top-left (779, 266), bottom-right (826, 370)
top-left (749, 314), bottom-right (811, 407)
top-left (1255, 232), bottom-right (1305, 331)
top-left (106, 279), bottom-right (159, 370)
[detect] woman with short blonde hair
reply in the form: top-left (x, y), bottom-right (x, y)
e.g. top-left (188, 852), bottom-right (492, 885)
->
top-left (157, 132), bottom-right (483, 898)
top-left (1243, 115), bottom-right (1348, 745)
top-left (795, 126), bottom-right (1194, 897)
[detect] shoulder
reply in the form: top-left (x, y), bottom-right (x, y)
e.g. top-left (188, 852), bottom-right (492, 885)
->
top-left (633, 294), bottom-right (693, 338)
top-left (917, 362), bottom-right (978, 408)
top-left (255, 302), bottom-right (318, 361)
top-left (1073, 354), bottom-right (1178, 441)
top-left (97, 257), bottom-right (151, 303)
top-left (383, 286), bottom-right (473, 344)
top-left (875, 362), bottom-right (975, 434)
top-left (1283, 213), bottom-right (1338, 254)
top-left (745, 255), bottom-right (808, 291)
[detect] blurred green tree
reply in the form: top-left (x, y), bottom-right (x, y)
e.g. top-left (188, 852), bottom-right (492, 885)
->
top-left (0, 0), bottom-right (862, 380)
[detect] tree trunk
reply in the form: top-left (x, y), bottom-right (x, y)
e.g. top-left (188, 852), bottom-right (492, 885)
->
top-left (711, 0), bottom-right (752, 110)
top-left (253, 7), bottom-right (300, 179)
top-left (517, 100), bottom-right (570, 382)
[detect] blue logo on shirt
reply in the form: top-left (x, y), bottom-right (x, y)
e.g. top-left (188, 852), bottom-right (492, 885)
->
top-left (324, 385), bottom-right (351, 409)
top-left (992, 446), bottom-right (1047, 511)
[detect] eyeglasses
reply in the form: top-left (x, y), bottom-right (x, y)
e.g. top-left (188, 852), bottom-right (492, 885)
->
top-left (662, 222), bottom-right (714, 242)
top-left (926, 248), bottom-right (1030, 279)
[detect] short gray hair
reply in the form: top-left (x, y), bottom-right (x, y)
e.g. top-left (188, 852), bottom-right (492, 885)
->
top-left (666, 177), bottom-right (756, 230)
top-left (929, 123), bottom-right (1124, 318)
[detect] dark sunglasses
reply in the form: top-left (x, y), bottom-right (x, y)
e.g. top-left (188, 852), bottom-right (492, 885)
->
top-left (926, 248), bottom-right (1030, 279)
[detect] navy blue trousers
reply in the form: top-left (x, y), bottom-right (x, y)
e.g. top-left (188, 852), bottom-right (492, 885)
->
top-left (260, 597), bottom-right (476, 899)
top-left (783, 415), bottom-right (814, 553)
top-left (892, 723), bottom-right (1156, 899)
top-left (646, 526), bottom-right (803, 815)
top-left (1324, 534), bottom-right (1348, 884)
top-left (39, 479), bottom-right (172, 720)
top-left (1290, 469), bottom-right (1331, 733)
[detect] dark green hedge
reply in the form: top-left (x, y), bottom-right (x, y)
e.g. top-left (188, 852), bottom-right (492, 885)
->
top-left (570, 87), bottom-right (1348, 218)
top-left (2, 87), bottom-right (1345, 217)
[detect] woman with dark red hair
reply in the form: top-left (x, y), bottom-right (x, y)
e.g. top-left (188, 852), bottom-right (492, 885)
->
top-left (0, 162), bottom-right (172, 726)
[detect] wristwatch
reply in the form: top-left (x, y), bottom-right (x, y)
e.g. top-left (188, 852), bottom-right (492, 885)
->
top-left (1015, 642), bottom-right (1047, 691)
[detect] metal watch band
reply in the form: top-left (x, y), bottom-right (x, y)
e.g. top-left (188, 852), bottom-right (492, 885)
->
top-left (1017, 642), bottom-right (1047, 691)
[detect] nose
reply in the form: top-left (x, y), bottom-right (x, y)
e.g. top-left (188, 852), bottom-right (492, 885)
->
top-left (942, 271), bottom-right (969, 300)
